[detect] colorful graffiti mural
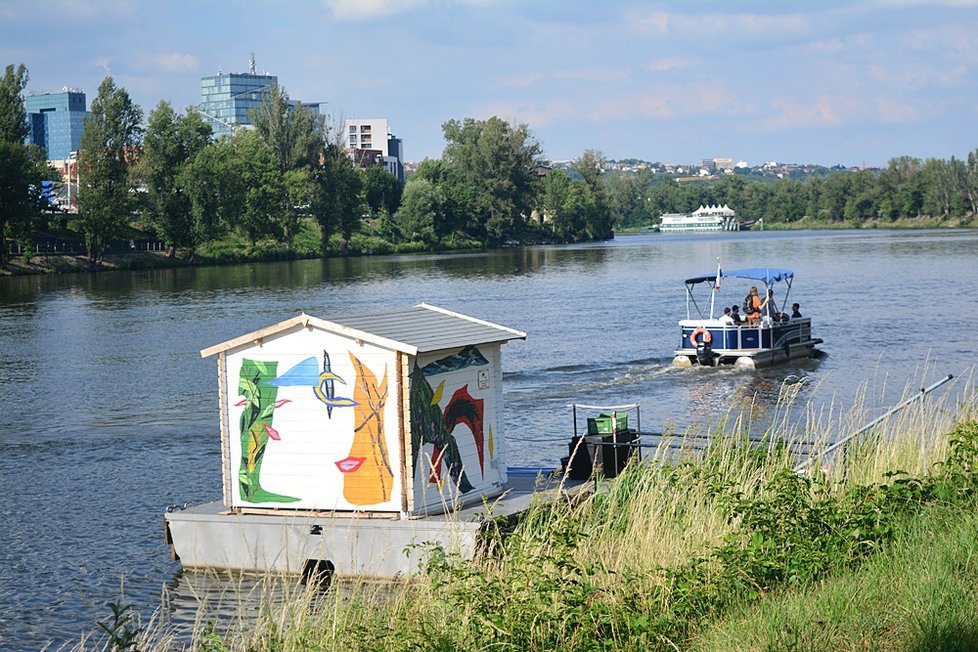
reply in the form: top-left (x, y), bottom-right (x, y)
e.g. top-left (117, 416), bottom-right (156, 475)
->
top-left (410, 346), bottom-right (491, 494)
top-left (236, 359), bottom-right (299, 503)
top-left (236, 351), bottom-right (393, 508)
top-left (342, 352), bottom-right (393, 505)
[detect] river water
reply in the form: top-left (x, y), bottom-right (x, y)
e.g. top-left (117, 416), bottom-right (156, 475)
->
top-left (1, 229), bottom-right (975, 650)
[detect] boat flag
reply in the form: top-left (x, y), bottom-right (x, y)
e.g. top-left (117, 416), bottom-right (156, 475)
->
top-left (715, 258), bottom-right (721, 292)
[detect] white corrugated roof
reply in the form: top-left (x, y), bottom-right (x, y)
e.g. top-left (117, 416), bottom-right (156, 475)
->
top-left (200, 303), bottom-right (526, 358)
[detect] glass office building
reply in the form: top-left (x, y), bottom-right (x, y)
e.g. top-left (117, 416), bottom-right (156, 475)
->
top-left (25, 91), bottom-right (88, 160)
top-left (199, 72), bottom-right (278, 137)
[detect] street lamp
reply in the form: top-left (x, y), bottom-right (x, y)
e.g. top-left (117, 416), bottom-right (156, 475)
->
top-left (66, 151), bottom-right (78, 213)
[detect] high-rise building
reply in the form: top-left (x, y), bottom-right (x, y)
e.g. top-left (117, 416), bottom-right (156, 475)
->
top-left (199, 56), bottom-right (325, 138)
top-left (198, 68), bottom-right (278, 138)
top-left (25, 89), bottom-right (88, 160)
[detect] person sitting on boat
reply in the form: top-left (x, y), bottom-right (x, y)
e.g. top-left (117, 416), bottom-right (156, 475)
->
top-left (791, 303), bottom-right (802, 319)
top-left (719, 306), bottom-right (735, 326)
top-left (730, 304), bottom-right (744, 325)
top-left (744, 287), bottom-right (763, 325)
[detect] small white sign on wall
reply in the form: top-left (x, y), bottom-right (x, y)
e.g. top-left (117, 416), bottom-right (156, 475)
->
top-left (478, 369), bottom-right (490, 389)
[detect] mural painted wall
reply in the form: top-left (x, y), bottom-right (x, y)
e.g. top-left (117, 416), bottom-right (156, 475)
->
top-left (410, 344), bottom-right (506, 512)
top-left (224, 327), bottom-right (401, 511)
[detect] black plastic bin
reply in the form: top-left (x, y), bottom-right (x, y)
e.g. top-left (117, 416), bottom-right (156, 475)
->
top-left (567, 436), bottom-right (594, 481)
top-left (601, 429), bottom-right (637, 478)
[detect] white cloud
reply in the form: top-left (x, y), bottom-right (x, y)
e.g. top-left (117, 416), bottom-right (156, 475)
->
top-left (874, 97), bottom-right (921, 123)
top-left (325, 0), bottom-right (426, 21)
top-left (135, 52), bottom-right (199, 73)
top-left (554, 66), bottom-right (630, 83)
top-left (759, 97), bottom-right (844, 131)
top-left (494, 73), bottom-right (544, 89)
top-left (644, 57), bottom-right (700, 72)
top-left (629, 9), bottom-right (809, 37)
top-left (471, 82), bottom-right (736, 129)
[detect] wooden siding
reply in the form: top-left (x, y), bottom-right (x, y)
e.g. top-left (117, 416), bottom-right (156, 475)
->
top-left (411, 344), bottom-right (506, 515)
top-left (222, 327), bottom-right (402, 512)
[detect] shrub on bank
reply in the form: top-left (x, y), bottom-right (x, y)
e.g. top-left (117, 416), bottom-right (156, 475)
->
top-left (90, 382), bottom-right (978, 652)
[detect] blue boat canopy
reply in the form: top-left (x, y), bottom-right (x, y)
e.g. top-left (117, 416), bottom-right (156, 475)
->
top-left (684, 267), bottom-right (793, 286)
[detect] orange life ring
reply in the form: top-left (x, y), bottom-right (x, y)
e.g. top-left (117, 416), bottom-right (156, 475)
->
top-left (689, 327), bottom-right (712, 348)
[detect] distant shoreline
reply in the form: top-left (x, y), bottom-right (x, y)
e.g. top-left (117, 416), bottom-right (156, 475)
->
top-left (3, 220), bottom-right (973, 277)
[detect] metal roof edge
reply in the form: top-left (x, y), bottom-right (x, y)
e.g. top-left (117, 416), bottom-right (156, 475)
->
top-left (416, 302), bottom-right (527, 340)
top-left (200, 312), bottom-right (419, 358)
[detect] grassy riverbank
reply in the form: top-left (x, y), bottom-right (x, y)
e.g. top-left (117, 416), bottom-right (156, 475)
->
top-left (88, 373), bottom-right (978, 652)
top-left (8, 217), bottom-right (974, 277)
top-left (1, 218), bottom-right (491, 277)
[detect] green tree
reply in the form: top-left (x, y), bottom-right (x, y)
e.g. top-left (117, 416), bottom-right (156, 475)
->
top-left (409, 158), bottom-right (476, 242)
top-left (0, 63), bottom-right (50, 267)
top-left (395, 177), bottom-right (443, 243)
top-left (311, 145), bottom-right (363, 254)
top-left (138, 101), bottom-right (212, 256)
top-left (363, 165), bottom-right (402, 216)
top-left (441, 116), bottom-right (543, 244)
top-left (922, 157), bottom-right (961, 219)
top-left (540, 168), bottom-right (571, 233)
top-left (571, 149), bottom-right (613, 238)
top-left (77, 77), bottom-right (143, 262)
top-left (770, 178), bottom-right (806, 222)
top-left (248, 84), bottom-right (321, 172)
top-left (0, 64), bottom-right (30, 143)
top-left (0, 142), bottom-right (50, 266)
top-left (249, 84), bottom-right (323, 248)
top-left (178, 138), bottom-right (243, 252)
top-left (964, 149), bottom-right (978, 216)
top-left (558, 180), bottom-right (598, 240)
top-left (231, 130), bottom-right (286, 246)
top-left (879, 156), bottom-right (924, 219)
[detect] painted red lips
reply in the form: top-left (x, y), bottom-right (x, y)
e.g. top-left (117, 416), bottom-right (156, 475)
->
top-left (335, 456), bottom-right (366, 473)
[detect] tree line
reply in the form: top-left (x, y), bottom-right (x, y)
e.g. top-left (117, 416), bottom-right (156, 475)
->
top-left (2, 65), bottom-right (612, 267)
top-left (3, 61), bottom-right (976, 270)
top-left (602, 154), bottom-right (978, 229)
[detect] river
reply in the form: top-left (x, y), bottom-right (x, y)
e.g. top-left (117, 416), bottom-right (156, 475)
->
top-left (0, 229), bottom-right (975, 650)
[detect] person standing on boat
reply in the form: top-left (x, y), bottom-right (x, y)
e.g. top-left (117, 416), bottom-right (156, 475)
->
top-left (762, 288), bottom-right (780, 321)
top-left (791, 303), bottom-right (802, 319)
top-left (744, 287), bottom-right (763, 325)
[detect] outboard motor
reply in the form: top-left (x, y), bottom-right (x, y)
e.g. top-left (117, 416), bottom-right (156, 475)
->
top-left (696, 342), bottom-right (716, 366)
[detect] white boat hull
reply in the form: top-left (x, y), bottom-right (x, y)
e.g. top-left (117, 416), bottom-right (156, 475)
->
top-left (672, 318), bottom-right (822, 368)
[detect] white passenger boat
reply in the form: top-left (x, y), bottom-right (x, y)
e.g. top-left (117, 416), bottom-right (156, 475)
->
top-left (671, 267), bottom-right (823, 369)
top-left (659, 204), bottom-right (740, 232)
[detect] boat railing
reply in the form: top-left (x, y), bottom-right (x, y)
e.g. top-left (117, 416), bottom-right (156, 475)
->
top-left (679, 318), bottom-right (813, 351)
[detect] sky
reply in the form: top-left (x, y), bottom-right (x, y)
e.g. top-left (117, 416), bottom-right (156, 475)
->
top-left (2, 0), bottom-right (978, 167)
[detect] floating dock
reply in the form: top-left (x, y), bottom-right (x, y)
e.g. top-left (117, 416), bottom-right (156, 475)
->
top-left (165, 468), bottom-right (582, 578)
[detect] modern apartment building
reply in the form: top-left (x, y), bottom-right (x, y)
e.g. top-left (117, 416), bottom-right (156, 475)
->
top-left (344, 118), bottom-right (405, 183)
top-left (25, 89), bottom-right (88, 160)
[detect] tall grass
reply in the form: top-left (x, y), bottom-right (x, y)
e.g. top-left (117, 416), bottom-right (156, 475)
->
top-left (90, 370), bottom-right (977, 651)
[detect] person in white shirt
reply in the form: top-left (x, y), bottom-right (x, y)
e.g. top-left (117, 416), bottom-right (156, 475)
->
top-left (719, 306), bottom-right (735, 325)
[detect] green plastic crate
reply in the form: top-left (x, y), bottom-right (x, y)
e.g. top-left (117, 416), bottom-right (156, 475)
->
top-left (587, 413), bottom-right (628, 434)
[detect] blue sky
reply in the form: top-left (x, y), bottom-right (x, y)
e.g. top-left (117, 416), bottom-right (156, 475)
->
top-left (3, 0), bottom-right (977, 167)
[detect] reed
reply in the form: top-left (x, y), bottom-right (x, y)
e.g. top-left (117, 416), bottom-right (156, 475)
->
top-left (112, 369), bottom-right (976, 652)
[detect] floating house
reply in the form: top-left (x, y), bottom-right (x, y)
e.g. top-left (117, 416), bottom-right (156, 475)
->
top-left (164, 303), bottom-right (531, 577)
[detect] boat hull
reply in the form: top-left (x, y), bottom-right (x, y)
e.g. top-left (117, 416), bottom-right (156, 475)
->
top-left (672, 318), bottom-right (822, 368)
